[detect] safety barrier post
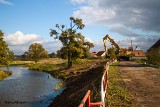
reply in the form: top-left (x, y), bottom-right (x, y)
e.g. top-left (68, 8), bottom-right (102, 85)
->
top-left (88, 93), bottom-right (90, 107)
top-left (79, 90), bottom-right (103, 107)
top-left (79, 62), bottom-right (110, 107)
top-left (79, 90), bottom-right (90, 107)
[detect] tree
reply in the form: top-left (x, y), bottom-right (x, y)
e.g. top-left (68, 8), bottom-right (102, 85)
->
top-left (146, 47), bottom-right (160, 66)
top-left (84, 41), bottom-right (94, 50)
top-left (56, 47), bottom-right (67, 59)
top-left (50, 17), bottom-right (93, 67)
top-left (49, 52), bottom-right (57, 58)
top-left (83, 41), bottom-right (94, 58)
top-left (108, 48), bottom-right (116, 59)
top-left (27, 43), bottom-right (49, 63)
top-left (21, 51), bottom-right (29, 61)
top-left (0, 30), bottom-right (14, 67)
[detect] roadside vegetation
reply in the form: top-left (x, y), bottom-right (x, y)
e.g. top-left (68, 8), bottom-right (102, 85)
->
top-left (146, 47), bottom-right (160, 67)
top-left (132, 59), bottom-right (147, 65)
top-left (106, 62), bottom-right (134, 106)
top-left (132, 47), bottom-right (160, 68)
top-left (0, 70), bottom-right (11, 80)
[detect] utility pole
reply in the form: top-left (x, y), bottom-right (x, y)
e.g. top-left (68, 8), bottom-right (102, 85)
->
top-left (131, 40), bottom-right (133, 52)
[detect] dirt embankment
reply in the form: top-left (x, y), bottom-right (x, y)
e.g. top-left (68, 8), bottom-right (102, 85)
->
top-left (49, 62), bottom-right (105, 107)
top-left (119, 61), bottom-right (160, 107)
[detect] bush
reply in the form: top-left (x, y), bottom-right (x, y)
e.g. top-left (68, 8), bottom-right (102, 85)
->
top-left (0, 71), bottom-right (11, 80)
top-left (146, 47), bottom-right (160, 66)
top-left (72, 59), bottom-right (82, 64)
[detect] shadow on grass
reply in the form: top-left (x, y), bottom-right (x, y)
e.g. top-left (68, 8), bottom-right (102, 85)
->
top-left (110, 62), bottom-right (147, 68)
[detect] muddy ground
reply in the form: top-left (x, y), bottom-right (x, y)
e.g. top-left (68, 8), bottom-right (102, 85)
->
top-left (119, 61), bottom-right (160, 107)
top-left (49, 62), bottom-right (105, 107)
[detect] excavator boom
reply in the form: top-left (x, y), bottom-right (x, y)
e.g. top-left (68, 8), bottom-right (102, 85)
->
top-left (103, 34), bottom-right (123, 54)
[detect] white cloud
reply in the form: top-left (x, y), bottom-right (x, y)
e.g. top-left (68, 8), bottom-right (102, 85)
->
top-left (84, 37), bottom-right (93, 42)
top-left (0, 0), bottom-right (13, 5)
top-left (42, 40), bottom-right (62, 54)
top-left (71, 0), bottom-right (86, 4)
top-left (8, 45), bottom-right (28, 55)
top-left (73, 6), bottom-right (116, 25)
top-left (4, 31), bottom-right (40, 45)
top-left (4, 31), bottom-right (63, 55)
top-left (4, 31), bottom-right (41, 55)
top-left (72, 0), bottom-right (160, 36)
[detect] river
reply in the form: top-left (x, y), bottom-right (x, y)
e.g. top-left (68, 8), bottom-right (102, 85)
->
top-left (0, 66), bottom-right (64, 107)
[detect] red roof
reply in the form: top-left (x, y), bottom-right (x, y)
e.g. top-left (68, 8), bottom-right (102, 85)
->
top-left (96, 51), bottom-right (105, 56)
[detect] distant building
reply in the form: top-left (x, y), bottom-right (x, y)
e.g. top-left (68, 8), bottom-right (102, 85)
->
top-left (134, 50), bottom-right (145, 56)
top-left (96, 51), bottom-right (106, 57)
top-left (91, 51), bottom-right (98, 57)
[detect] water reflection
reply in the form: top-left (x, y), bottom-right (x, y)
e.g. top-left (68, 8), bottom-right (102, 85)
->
top-left (0, 66), bottom-right (64, 107)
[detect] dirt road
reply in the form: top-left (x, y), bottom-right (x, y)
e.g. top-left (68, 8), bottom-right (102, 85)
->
top-left (119, 61), bottom-right (160, 107)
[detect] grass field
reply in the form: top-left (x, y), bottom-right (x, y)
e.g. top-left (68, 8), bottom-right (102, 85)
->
top-left (9, 61), bottom-right (34, 66)
top-left (106, 62), bottom-right (134, 106)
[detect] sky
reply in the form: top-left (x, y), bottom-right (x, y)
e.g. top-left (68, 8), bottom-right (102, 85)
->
top-left (0, 0), bottom-right (160, 55)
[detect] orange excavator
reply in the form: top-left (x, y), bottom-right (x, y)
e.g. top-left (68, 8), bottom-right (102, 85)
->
top-left (103, 34), bottom-right (134, 60)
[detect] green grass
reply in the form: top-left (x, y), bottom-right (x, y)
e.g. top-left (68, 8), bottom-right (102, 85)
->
top-left (106, 62), bottom-right (134, 107)
top-left (29, 58), bottom-right (105, 80)
top-left (9, 61), bottom-right (34, 66)
top-left (54, 80), bottom-right (64, 91)
top-left (0, 70), bottom-right (11, 80)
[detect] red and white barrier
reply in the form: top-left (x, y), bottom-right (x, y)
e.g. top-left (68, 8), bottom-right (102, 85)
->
top-left (79, 62), bottom-right (110, 107)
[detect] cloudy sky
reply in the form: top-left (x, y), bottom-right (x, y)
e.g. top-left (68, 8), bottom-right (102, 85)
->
top-left (0, 0), bottom-right (160, 55)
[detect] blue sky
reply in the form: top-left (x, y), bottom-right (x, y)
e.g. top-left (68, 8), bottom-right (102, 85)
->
top-left (0, 0), bottom-right (160, 55)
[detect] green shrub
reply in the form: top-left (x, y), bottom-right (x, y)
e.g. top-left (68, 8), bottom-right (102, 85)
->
top-left (146, 47), bottom-right (160, 66)
top-left (0, 71), bottom-right (11, 80)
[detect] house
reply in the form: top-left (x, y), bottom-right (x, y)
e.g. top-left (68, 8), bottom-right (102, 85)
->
top-left (134, 50), bottom-right (145, 56)
top-left (96, 51), bottom-right (106, 57)
top-left (91, 51), bottom-right (98, 57)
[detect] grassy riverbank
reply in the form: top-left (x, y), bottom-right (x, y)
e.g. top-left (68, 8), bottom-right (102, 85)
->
top-left (106, 62), bottom-right (134, 106)
top-left (29, 58), bottom-right (105, 80)
top-left (0, 70), bottom-right (11, 80)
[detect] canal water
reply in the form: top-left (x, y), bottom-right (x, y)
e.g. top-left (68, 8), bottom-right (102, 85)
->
top-left (0, 66), bottom-right (64, 107)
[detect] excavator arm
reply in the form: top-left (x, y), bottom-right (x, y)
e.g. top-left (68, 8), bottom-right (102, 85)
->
top-left (103, 34), bottom-right (123, 55)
